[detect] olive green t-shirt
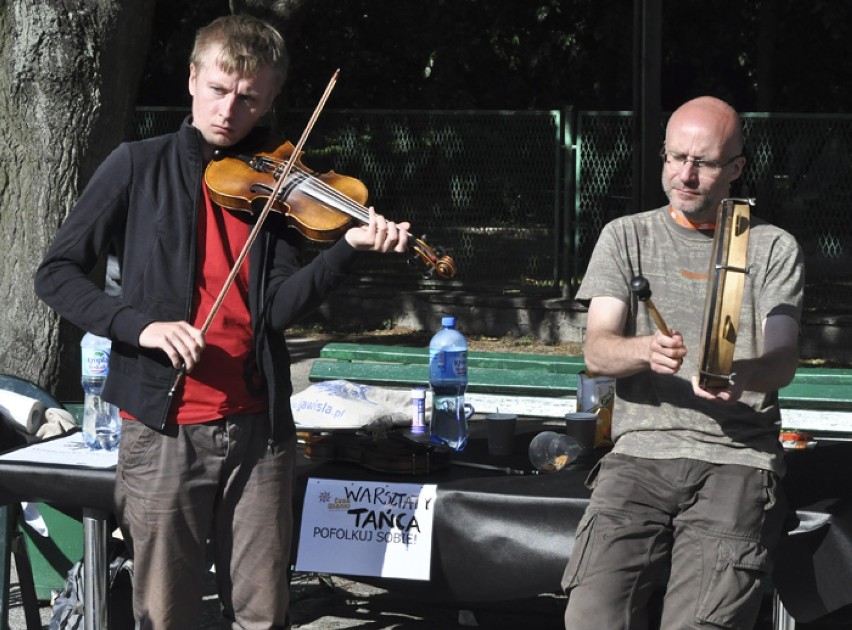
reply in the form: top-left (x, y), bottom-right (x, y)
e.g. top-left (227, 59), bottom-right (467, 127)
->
top-left (576, 206), bottom-right (804, 475)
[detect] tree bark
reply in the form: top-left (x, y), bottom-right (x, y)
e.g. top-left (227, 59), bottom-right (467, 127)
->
top-left (229, 0), bottom-right (312, 42)
top-left (754, 0), bottom-right (777, 112)
top-left (0, 1), bottom-right (154, 399)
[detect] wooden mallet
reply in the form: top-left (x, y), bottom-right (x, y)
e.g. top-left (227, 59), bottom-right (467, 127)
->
top-left (630, 275), bottom-right (672, 336)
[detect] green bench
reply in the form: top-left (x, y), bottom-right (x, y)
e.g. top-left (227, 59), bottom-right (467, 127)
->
top-left (308, 342), bottom-right (587, 417)
top-left (309, 342), bottom-right (586, 396)
top-left (307, 342), bottom-right (852, 426)
top-left (776, 368), bottom-right (852, 411)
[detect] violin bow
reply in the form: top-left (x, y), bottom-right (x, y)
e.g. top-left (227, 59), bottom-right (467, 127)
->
top-left (168, 69), bottom-right (340, 397)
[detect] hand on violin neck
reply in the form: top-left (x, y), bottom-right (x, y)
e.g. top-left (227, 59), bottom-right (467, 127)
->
top-left (344, 207), bottom-right (411, 253)
top-left (139, 321), bottom-right (206, 371)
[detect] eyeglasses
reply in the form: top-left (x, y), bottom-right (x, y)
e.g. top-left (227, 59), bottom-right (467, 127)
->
top-left (660, 148), bottom-right (742, 171)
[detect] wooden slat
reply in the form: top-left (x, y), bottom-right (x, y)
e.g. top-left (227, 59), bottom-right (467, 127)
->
top-left (779, 383), bottom-right (852, 410)
top-left (319, 343), bottom-right (428, 363)
top-left (464, 393), bottom-right (576, 418)
top-left (468, 352), bottom-right (586, 374)
top-left (319, 342), bottom-right (588, 374)
top-left (309, 360), bottom-right (427, 386)
top-left (789, 371), bottom-right (852, 385)
top-left (308, 359), bottom-right (579, 396)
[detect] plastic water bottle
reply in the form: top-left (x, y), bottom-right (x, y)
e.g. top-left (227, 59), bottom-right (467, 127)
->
top-left (428, 316), bottom-right (469, 451)
top-left (80, 333), bottom-right (121, 450)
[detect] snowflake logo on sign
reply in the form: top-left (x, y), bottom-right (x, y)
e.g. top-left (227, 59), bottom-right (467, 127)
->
top-left (318, 491), bottom-right (332, 503)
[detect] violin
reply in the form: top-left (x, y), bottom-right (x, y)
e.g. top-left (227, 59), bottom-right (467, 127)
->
top-left (169, 71), bottom-right (451, 398)
top-left (301, 430), bottom-right (452, 475)
top-left (204, 141), bottom-right (457, 280)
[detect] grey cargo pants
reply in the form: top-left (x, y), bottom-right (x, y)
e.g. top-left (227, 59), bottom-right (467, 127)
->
top-left (562, 453), bottom-right (786, 630)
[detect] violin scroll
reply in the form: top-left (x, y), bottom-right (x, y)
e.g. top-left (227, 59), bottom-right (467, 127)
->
top-left (410, 236), bottom-right (456, 280)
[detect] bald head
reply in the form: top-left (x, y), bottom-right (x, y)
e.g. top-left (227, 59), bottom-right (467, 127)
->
top-left (661, 97), bottom-right (746, 221)
top-left (667, 97), bottom-right (743, 159)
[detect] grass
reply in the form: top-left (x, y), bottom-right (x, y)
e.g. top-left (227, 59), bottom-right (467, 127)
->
top-left (288, 324), bottom-right (584, 356)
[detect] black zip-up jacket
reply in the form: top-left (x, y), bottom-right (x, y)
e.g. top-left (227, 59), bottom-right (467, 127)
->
top-left (35, 118), bottom-right (359, 442)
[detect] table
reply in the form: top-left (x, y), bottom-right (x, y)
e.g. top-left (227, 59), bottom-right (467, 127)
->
top-left (1, 421), bottom-right (851, 629)
top-left (293, 418), bottom-right (593, 602)
top-left (295, 425), bottom-right (852, 618)
top-left (770, 442), bottom-right (852, 623)
top-left (0, 452), bottom-right (114, 630)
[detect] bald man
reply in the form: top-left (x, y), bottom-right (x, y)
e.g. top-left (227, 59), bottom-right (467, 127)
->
top-left (561, 97), bottom-right (804, 629)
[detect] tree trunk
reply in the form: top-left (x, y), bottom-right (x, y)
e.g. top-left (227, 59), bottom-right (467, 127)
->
top-left (0, 1), bottom-right (154, 400)
top-left (754, 0), bottom-right (777, 112)
top-left (229, 0), bottom-right (312, 43)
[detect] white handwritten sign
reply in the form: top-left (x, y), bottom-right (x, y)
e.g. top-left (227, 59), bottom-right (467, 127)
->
top-left (295, 478), bottom-right (438, 580)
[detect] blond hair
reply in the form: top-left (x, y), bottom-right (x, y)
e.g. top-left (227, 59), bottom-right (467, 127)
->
top-left (191, 14), bottom-right (288, 88)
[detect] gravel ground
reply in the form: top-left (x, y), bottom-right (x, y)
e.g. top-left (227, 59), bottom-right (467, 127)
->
top-left (10, 563), bottom-right (852, 629)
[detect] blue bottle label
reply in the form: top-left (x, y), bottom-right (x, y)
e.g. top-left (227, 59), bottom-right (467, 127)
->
top-left (81, 348), bottom-right (110, 378)
top-left (451, 352), bottom-right (468, 377)
top-left (432, 350), bottom-right (467, 379)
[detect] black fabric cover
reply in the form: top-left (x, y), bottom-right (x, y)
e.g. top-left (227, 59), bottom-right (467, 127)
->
top-left (1, 420), bottom-right (852, 622)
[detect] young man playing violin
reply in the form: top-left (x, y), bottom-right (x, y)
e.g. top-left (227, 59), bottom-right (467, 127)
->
top-left (36, 14), bottom-right (409, 629)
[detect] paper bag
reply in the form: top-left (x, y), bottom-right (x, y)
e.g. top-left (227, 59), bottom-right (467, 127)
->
top-left (291, 380), bottom-right (414, 431)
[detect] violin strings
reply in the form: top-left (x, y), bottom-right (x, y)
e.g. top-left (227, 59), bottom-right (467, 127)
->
top-left (262, 152), bottom-right (430, 248)
top-left (286, 165), bottom-right (426, 245)
top-left (274, 161), bottom-right (371, 224)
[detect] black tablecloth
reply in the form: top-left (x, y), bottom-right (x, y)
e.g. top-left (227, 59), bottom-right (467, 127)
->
top-left (0, 458), bottom-right (115, 514)
top-left (770, 443), bottom-right (852, 622)
top-left (294, 419), bottom-right (592, 601)
top-left (295, 426), bottom-right (852, 617)
top-left (1, 423), bottom-right (852, 621)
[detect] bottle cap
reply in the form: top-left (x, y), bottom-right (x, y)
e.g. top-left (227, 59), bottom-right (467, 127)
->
top-left (441, 316), bottom-right (456, 327)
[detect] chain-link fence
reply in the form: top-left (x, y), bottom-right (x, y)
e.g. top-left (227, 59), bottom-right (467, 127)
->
top-left (131, 107), bottom-right (563, 292)
top-left (133, 107), bottom-right (852, 312)
top-left (574, 111), bottom-right (852, 312)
